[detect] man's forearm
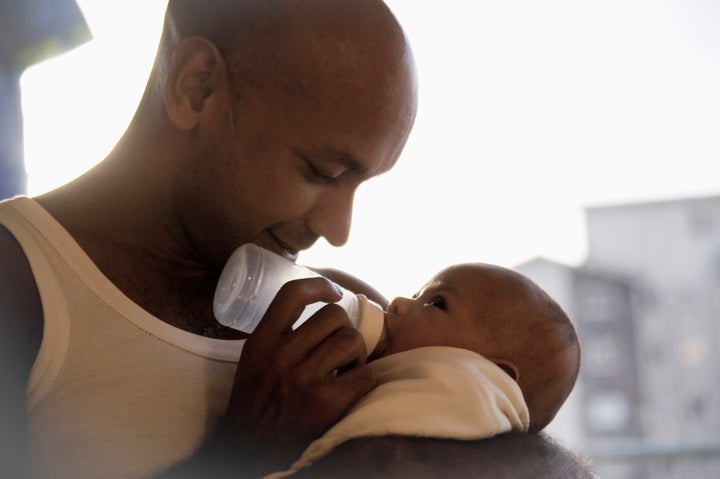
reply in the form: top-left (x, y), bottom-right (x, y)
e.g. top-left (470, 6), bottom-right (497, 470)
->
top-left (292, 433), bottom-right (594, 479)
top-left (154, 421), bottom-right (289, 479)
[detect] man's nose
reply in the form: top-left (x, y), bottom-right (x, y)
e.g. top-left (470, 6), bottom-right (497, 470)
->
top-left (388, 296), bottom-right (414, 316)
top-left (307, 186), bottom-right (355, 247)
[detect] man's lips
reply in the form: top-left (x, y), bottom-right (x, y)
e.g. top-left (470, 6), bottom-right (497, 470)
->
top-left (254, 229), bottom-right (319, 262)
top-left (260, 233), bottom-right (300, 262)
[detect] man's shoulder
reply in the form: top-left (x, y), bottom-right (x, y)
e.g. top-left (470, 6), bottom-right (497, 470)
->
top-left (293, 433), bottom-right (594, 479)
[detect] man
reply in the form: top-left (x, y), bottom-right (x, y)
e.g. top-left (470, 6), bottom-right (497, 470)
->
top-left (0, 0), bottom-right (592, 477)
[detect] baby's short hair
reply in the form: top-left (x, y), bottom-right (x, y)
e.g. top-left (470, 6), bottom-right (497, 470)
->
top-left (507, 276), bottom-right (580, 432)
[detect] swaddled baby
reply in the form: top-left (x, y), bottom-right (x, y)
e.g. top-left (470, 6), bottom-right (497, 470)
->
top-left (268, 263), bottom-right (580, 478)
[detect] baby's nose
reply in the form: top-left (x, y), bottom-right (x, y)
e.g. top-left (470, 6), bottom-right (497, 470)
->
top-left (388, 296), bottom-right (414, 316)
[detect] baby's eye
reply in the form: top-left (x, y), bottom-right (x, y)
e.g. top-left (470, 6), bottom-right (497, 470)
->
top-left (426, 296), bottom-right (446, 310)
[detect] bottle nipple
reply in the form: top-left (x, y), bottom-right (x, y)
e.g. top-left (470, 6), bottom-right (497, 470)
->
top-left (356, 294), bottom-right (387, 356)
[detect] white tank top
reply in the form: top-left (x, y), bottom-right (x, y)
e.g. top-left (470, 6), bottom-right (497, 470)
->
top-left (0, 197), bottom-right (244, 479)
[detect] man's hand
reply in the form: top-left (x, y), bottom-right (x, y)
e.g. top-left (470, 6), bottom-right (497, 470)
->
top-left (225, 277), bottom-right (377, 474)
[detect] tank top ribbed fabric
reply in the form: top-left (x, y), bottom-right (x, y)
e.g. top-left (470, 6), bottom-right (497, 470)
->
top-left (0, 196), bottom-right (244, 479)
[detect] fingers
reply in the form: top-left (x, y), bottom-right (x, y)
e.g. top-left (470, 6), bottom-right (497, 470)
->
top-left (291, 362), bottom-right (377, 431)
top-left (287, 306), bottom-right (377, 414)
top-left (254, 277), bottom-right (343, 335)
top-left (227, 276), bottom-right (378, 464)
top-left (293, 306), bottom-right (368, 373)
top-left (252, 303), bottom-right (367, 381)
top-left (333, 363), bottom-right (377, 404)
top-left (229, 314), bottom-right (377, 445)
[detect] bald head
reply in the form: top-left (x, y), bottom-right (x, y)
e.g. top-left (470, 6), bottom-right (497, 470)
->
top-left (154, 0), bottom-right (414, 111)
top-left (135, 0), bottom-right (417, 169)
top-left (163, 0), bottom-right (405, 48)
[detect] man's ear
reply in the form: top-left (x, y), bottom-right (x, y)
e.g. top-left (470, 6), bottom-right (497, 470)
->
top-left (164, 36), bottom-right (228, 131)
top-left (491, 358), bottom-right (520, 382)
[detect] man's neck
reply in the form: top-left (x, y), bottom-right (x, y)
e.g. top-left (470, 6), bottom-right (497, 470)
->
top-left (35, 157), bottom-right (245, 339)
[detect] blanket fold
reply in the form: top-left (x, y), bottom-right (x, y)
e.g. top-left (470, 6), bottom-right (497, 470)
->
top-left (266, 346), bottom-right (529, 478)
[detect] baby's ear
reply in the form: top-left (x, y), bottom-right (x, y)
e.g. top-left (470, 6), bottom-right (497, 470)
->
top-left (492, 359), bottom-right (520, 382)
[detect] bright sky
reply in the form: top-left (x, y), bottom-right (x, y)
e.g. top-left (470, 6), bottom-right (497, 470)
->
top-left (21, 0), bottom-right (720, 301)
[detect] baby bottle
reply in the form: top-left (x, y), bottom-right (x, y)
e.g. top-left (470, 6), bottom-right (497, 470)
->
top-left (213, 243), bottom-right (386, 356)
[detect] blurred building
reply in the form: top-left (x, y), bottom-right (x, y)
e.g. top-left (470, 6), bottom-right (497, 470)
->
top-left (517, 194), bottom-right (720, 479)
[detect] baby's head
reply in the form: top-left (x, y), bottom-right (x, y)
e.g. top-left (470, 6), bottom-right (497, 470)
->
top-left (371, 263), bottom-right (580, 432)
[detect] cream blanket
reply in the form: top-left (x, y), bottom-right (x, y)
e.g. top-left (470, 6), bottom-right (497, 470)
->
top-left (267, 346), bottom-right (529, 478)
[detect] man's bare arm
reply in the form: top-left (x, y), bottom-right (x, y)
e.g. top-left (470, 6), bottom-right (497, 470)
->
top-left (309, 267), bottom-right (389, 310)
top-left (0, 226), bottom-right (44, 479)
top-left (293, 433), bottom-right (594, 479)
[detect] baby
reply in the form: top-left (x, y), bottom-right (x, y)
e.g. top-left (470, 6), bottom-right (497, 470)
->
top-left (267, 262), bottom-right (580, 478)
top-left (370, 262), bottom-right (580, 432)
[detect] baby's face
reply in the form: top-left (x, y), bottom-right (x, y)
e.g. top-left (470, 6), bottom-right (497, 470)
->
top-left (370, 263), bottom-right (517, 360)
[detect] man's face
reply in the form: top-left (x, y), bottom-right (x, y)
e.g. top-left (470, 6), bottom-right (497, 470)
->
top-left (181, 16), bottom-right (417, 269)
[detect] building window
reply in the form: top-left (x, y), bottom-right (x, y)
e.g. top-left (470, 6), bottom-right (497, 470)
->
top-left (586, 391), bottom-right (631, 433)
top-left (584, 335), bottom-right (622, 376)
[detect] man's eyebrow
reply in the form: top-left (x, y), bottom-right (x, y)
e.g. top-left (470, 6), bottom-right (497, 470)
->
top-left (305, 145), bottom-right (368, 175)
